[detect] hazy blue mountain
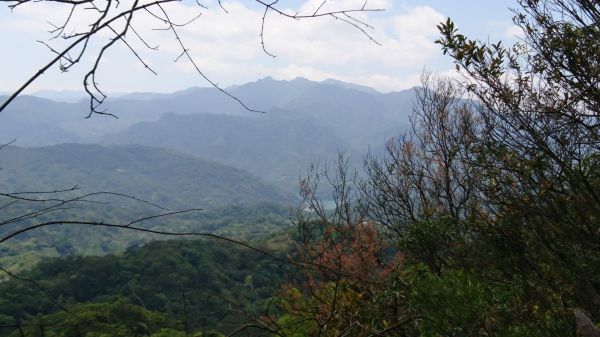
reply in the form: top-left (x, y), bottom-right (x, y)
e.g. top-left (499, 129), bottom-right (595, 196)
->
top-left (1, 78), bottom-right (413, 146)
top-left (0, 95), bottom-right (172, 144)
top-left (113, 77), bottom-right (316, 111)
top-left (2, 78), bottom-right (414, 191)
top-left (111, 77), bottom-right (320, 116)
top-left (99, 78), bottom-right (413, 189)
top-left (228, 76), bottom-right (318, 112)
top-left (0, 114), bottom-right (82, 146)
top-left (104, 110), bottom-right (354, 190)
top-left (321, 79), bottom-right (381, 94)
top-left (0, 143), bottom-right (294, 209)
top-left (30, 90), bottom-right (87, 103)
top-left (115, 86), bottom-right (207, 101)
top-left (282, 84), bottom-right (413, 152)
top-left (0, 95), bottom-right (87, 146)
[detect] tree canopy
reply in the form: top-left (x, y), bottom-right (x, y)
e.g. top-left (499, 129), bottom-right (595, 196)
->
top-left (263, 1), bottom-right (600, 336)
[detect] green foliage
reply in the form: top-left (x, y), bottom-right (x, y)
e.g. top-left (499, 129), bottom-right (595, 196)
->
top-left (4, 2), bottom-right (600, 337)
top-left (13, 301), bottom-right (178, 337)
top-left (0, 239), bottom-right (292, 336)
top-left (0, 202), bottom-right (292, 274)
top-left (399, 217), bottom-right (469, 273)
top-left (406, 265), bottom-right (535, 337)
top-left (0, 143), bottom-right (294, 210)
top-left (0, 143), bottom-right (297, 273)
top-left (428, 1), bottom-right (600, 334)
top-left (274, 2), bottom-right (600, 334)
top-left (150, 328), bottom-right (187, 337)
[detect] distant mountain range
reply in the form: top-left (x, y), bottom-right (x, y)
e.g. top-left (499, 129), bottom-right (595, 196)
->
top-left (0, 77), bottom-right (415, 190)
top-left (0, 143), bottom-right (293, 209)
top-left (30, 90), bottom-right (88, 103)
top-left (104, 111), bottom-right (352, 189)
top-left (0, 78), bottom-right (416, 269)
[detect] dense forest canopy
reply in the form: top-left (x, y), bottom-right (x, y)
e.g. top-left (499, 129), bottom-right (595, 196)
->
top-left (261, 0), bottom-right (600, 335)
top-left (1, 0), bottom-right (599, 336)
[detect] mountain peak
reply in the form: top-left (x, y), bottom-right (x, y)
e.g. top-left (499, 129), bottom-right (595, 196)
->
top-left (321, 79), bottom-right (380, 94)
top-left (254, 76), bottom-right (313, 84)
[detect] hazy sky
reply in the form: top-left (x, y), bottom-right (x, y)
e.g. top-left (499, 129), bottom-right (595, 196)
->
top-left (0, 0), bottom-right (519, 94)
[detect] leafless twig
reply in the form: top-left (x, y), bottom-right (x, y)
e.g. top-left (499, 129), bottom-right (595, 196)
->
top-left (0, 0), bottom-right (384, 116)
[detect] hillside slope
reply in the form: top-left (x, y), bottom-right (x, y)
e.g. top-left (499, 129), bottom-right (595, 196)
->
top-left (104, 111), bottom-right (355, 189)
top-left (0, 144), bottom-right (294, 271)
top-left (0, 143), bottom-right (293, 209)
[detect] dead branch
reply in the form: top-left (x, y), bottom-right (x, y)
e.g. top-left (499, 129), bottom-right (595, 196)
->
top-left (0, 0), bottom-right (384, 116)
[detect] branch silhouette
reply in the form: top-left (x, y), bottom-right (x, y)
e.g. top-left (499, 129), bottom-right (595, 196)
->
top-left (0, 0), bottom-right (384, 116)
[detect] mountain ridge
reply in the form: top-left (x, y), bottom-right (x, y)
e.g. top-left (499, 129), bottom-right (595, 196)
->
top-left (102, 110), bottom-right (355, 191)
top-left (0, 143), bottom-right (295, 209)
top-left (1, 78), bottom-right (414, 190)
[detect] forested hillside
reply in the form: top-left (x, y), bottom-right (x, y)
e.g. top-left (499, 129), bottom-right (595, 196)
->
top-left (0, 144), bottom-right (293, 272)
top-left (0, 143), bottom-right (293, 208)
top-left (0, 79), bottom-right (412, 192)
top-left (103, 112), bottom-right (353, 189)
top-left (1, 0), bottom-right (599, 336)
top-left (0, 239), bottom-right (292, 337)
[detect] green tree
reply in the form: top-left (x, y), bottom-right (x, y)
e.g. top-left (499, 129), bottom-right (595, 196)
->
top-left (274, 1), bottom-right (600, 336)
top-left (13, 301), bottom-right (179, 337)
top-left (437, 0), bottom-right (600, 324)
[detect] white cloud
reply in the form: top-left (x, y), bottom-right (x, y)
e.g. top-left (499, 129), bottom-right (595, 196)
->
top-left (158, 1), bottom-right (445, 68)
top-left (273, 64), bottom-right (341, 82)
top-left (362, 73), bottom-right (422, 92)
top-left (1, 2), bottom-right (113, 36)
top-left (298, 0), bottom-right (392, 14)
top-left (0, 0), bottom-right (449, 92)
top-left (487, 21), bottom-right (525, 41)
top-left (503, 24), bottom-right (524, 39)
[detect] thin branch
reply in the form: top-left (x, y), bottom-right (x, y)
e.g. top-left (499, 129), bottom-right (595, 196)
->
top-left (0, 0), bottom-right (384, 116)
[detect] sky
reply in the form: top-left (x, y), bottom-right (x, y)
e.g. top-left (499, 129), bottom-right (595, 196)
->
top-left (0, 0), bottom-right (520, 95)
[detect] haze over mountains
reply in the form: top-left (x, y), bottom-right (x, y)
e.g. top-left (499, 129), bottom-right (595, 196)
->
top-left (0, 144), bottom-right (293, 209)
top-left (0, 77), bottom-right (415, 327)
top-left (0, 77), bottom-right (413, 191)
top-left (0, 144), bottom-right (294, 272)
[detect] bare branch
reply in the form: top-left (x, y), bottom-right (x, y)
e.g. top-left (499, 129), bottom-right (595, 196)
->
top-left (0, 0), bottom-right (384, 116)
